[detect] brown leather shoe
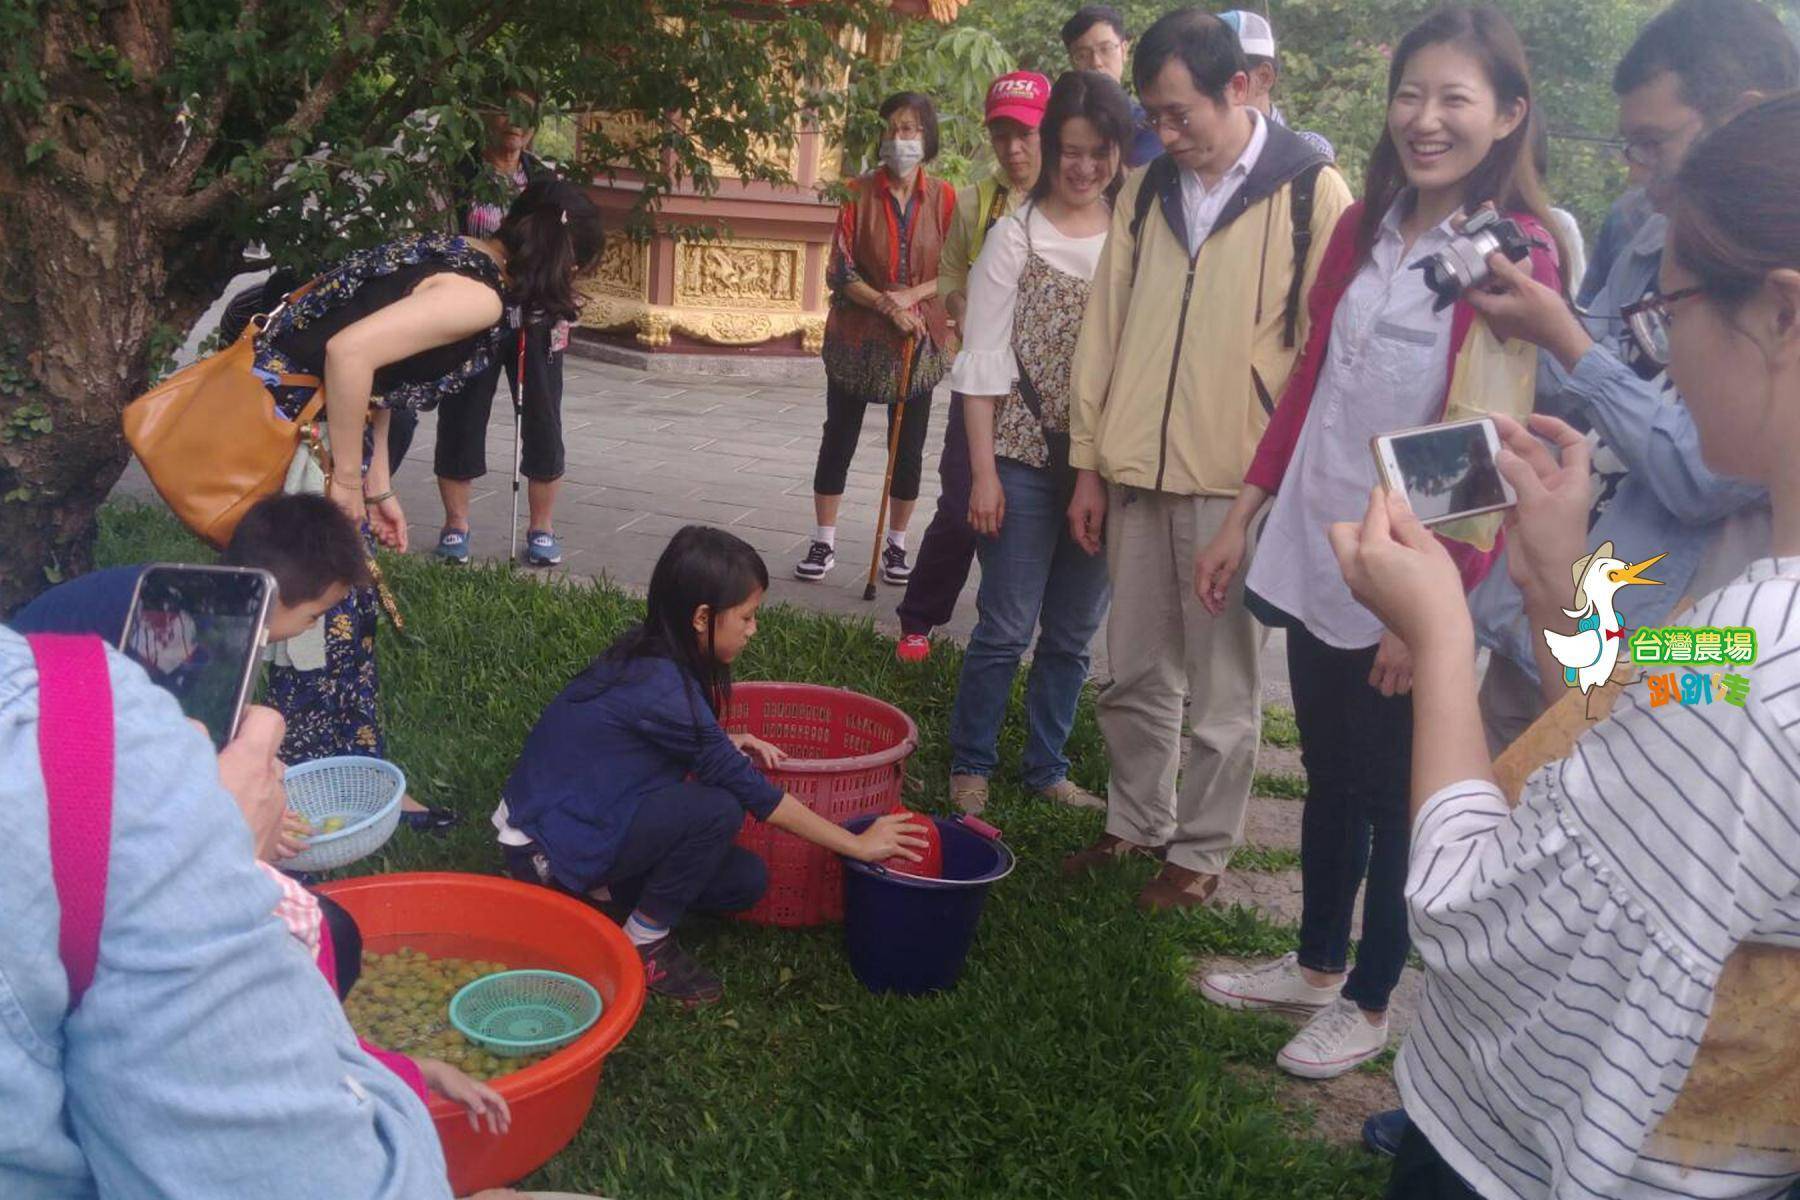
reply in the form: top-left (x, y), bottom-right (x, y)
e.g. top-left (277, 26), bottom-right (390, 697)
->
top-left (1061, 833), bottom-right (1159, 878)
top-left (1135, 864), bottom-right (1220, 912)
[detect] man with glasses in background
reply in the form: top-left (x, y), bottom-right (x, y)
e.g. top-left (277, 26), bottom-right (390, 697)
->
top-left (1062, 5), bottom-right (1165, 167)
top-left (1452, 0), bottom-right (1798, 759)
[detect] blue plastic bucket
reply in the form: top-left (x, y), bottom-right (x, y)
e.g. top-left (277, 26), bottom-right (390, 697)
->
top-left (840, 814), bottom-right (1015, 995)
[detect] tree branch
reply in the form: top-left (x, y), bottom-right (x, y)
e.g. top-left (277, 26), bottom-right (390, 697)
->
top-left (356, 5), bottom-right (511, 147)
top-left (154, 0), bottom-right (404, 232)
top-left (160, 0), bottom-right (266, 198)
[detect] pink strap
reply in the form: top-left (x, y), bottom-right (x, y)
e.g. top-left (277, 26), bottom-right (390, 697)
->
top-left (316, 916), bottom-right (429, 1103)
top-left (27, 635), bottom-right (115, 1010)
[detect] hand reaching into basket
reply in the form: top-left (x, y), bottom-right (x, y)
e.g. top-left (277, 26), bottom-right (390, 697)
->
top-left (214, 705), bottom-right (289, 861)
top-left (729, 731), bottom-right (787, 770)
top-left (273, 809), bottom-right (312, 861)
top-left (417, 1056), bottom-right (513, 1135)
top-left (765, 798), bottom-right (931, 865)
top-left (848, 811), bottom-right (932, 865)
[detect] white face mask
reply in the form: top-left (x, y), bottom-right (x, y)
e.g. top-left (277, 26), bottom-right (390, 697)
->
top-left (879, 137), bottom-right (925, 175)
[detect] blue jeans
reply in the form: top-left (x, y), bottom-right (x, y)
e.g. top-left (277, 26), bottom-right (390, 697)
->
top-left (504, 782), bottom-right (767, 928)
top-left (1289, 623), bottom-right (1413, 1013)
top-left (950, 457), bottom-right (1110, 789)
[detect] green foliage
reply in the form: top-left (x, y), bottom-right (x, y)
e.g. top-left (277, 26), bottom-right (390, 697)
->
top-left (6, 1), bottom-right (890, 284)
top-left (0, 401), bottom-right (51, 444)
top-left (888, 0), bottom-right (1669, 233)
top-left (1262, 704), bottom-right (1300, 748)
top-left (96, 501), bottom-right (1376, 1197)
top-left (845, 25), bottom-right (1016, 184)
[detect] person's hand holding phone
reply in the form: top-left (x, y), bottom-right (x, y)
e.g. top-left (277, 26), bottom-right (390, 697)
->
top-left (215, 705), bottom-right (289, 860)
top-left (1492, 413), bottom-right (1593, 610)
top-left (1329, 488), bottom-right (1470, 658)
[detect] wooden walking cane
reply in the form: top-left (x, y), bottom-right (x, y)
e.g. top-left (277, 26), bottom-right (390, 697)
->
top-left (865, 335), bottom-right (920, 601)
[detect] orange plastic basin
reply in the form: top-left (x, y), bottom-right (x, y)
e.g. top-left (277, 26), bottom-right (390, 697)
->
top-left (317, 872), bottom-right (646, 1194)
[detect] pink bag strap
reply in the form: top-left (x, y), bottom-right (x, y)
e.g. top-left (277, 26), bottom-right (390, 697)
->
top-left (27, 634), bottom-right (115, 1010)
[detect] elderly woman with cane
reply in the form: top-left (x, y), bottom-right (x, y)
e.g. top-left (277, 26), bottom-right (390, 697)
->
top-left (796, 91), bottom-right (955, 589)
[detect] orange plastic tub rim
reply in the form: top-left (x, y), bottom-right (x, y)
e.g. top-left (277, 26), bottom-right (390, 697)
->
top-left (318, 872), bottom-right (646, 1195)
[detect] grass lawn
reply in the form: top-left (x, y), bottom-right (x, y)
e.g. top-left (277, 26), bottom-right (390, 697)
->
top-left (99, 501), bottom-right (1384, 1199)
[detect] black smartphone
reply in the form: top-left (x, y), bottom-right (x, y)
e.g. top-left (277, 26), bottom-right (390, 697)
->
top-left (119, 564), bottom-right (276, 750)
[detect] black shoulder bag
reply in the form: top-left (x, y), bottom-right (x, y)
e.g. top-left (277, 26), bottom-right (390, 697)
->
top-left (1012, 351), bottom-right (1076, 515)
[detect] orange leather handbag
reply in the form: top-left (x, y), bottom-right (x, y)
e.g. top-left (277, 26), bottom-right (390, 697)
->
top-left (123, 288), bottom-right (322, 548)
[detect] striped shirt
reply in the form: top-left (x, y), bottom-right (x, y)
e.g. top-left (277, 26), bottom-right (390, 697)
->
top-left (1398, 556), bottom-right (1800, 1199)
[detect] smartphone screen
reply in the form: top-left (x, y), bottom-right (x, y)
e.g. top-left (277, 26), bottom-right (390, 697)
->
top-left (121, 566), bottom-right (274, 750)
top-left (1380, 420), bottom-right (1513, 525)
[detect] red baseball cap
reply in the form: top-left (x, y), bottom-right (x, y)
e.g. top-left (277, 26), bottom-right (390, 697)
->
top-left (985, 71), bottom-right (1051, 129)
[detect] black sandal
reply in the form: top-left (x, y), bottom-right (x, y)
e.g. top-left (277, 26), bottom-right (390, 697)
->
top-left (399, 804), bottom-right (462, 834)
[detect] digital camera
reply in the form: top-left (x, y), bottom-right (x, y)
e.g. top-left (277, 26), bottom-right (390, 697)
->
top-left (1410, 207), bottom-right (1540, 312)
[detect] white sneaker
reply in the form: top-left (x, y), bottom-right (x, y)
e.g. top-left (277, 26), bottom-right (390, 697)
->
top-left (1199, 952), bottom-right (1342, 1014)
top-left (1276, 996), bottom-right (1389, 1080)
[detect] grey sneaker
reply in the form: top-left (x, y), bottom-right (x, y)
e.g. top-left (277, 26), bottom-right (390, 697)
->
top-left (794, 540), bottom-right (835, 581)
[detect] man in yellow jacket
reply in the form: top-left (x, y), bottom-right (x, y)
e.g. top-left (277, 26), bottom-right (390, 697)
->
top-left (1063, 8), bottom-right (1351, 911)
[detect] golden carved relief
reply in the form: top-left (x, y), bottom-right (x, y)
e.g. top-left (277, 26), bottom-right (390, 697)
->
top-left (578, 297), bottom-right (821, 351)
top-left (672, 239), bottom-right (803, 311)
top-left (587, 239), bottom-right (648, 300)
top-left (579, 111), bottom-right (660, 160)
top-left (702, 135), bottom-right (799, 181)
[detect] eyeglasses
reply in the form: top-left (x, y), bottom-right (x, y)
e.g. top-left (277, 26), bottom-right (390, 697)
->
top-left (1072, 39), bottom-right (1124, 66)
top-left (1621, 285), bottom-right (1705, 367)
top-left (1140, 109), bottom-right (1192, 133)
top-left (1612, 115), bottom-right (1704, 170)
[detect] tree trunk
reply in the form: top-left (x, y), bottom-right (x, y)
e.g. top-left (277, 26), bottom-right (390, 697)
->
top-left (0, 1), bottom-right (220, 614)
top-left (0, 188), bottom-right (169, 612)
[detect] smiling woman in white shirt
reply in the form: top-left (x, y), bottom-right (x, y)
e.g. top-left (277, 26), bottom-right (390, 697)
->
top-left (1190, 5), bottom-right (1567, 1082)
top-left (944, 70), bottom-right (1135, 818)
top-left (1332, 90), bottom-right (1800, 1200)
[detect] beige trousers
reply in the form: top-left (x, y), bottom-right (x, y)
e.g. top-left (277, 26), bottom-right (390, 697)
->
top-left (1097, 486), bottom-right (1262, 875)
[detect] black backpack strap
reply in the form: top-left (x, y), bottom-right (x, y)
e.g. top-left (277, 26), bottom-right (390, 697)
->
top-left (1283, 162), bottom-right (1325, 349)
top-left (1128, 157), bottom-right (1172, 289)
top-left (1013, 347), bottom-right (1046, 424)
top-left (982, 182), bottom-right (1009, 236)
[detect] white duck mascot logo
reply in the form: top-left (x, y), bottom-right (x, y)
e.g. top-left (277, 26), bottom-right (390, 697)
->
top-left (1544, 541), bottom-right (1666, 695)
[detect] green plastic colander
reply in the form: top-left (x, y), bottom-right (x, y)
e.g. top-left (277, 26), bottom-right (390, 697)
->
top-left (448, 969), bottom-right (603, 1057)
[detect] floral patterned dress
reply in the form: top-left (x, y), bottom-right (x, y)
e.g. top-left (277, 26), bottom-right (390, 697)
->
top-left (256, 234), bottom-right (504, 764)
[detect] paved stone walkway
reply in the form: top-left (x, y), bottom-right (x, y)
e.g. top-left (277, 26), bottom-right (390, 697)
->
top-left (113, 352), bottom-right (1293, 702)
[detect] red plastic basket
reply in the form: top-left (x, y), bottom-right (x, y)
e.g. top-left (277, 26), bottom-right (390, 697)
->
top-left (722, 681), bottom-right (919, 926)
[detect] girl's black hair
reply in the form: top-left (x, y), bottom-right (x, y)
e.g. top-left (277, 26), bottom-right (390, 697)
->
top-left (496, 179), bottom-right (605, 324)
top-left (1029, 70), bottom-right (1135, 206)
top-left (604, 525), bottom-right (769, 714)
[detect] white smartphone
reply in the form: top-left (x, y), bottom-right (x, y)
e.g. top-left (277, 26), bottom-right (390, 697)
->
top-left (120, 564), bottom-right (276, 750)
top-left (1371, 416), bottom-right (1517, 527)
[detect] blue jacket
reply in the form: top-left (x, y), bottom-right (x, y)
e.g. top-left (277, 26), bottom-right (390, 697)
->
top-left (501, 654), bottom-right (784, 891)
top-left (5, 565), bottom-right (147, 643)
top-left (1468, 212), bottom-right (1769, 680)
